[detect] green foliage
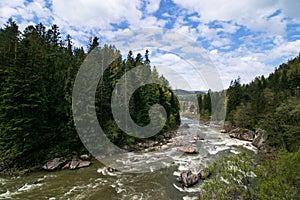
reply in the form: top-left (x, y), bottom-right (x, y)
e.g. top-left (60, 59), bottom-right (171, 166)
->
top-left (0, 19), bottom-right (180, 172)
top-left (200, 149), bottom-right (300, 199)
top-left (253, 148), bottom-right (300, 199)
top-left (225, 54), bottom-right (300, 151)
top-left (200, 151), bottom-right (255, 199)
top-left (95, 47), bottom-right (180, 146)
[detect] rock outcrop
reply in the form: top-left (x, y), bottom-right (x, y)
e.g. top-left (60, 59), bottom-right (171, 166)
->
top-left (252, 129), bottom-right (268, 149)
top-left (65, 158), bottom-right (91, 170)
top-left (177, 170), bottom-right (199, 187)
top-left (229, 128), bottom-right (255, 141)
top-left (43, 158), bottom-right (66, 171)
top-left (178, 146), bottom-right (198, 154)
top-left (43, 156), bottom-right (91, 171)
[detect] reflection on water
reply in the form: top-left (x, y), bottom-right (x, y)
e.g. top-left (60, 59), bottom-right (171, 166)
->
top-left (0, 117), bottom-right (256, 200)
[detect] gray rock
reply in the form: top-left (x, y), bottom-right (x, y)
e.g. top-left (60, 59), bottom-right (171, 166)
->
top-left (69, 158), bottom-right (80, 170)
top-left (77, 161), bottom-right (91, 168)
top-left (69, 158), bottom-right (91, 170)
top-left (193, 134), bottom-right (204, 141)
top-left (178, 146), bottom-right (198, 154)
top-left (252, 129), bottom-right (268, 149)
top-left (79, 154), bottom-right (90, 160)
top-left (43, 158), bottom-right (65, 171)
top-left (177, 170), bottom-right (199, 187)
top-left (229, 128), bottom-right (255, 141)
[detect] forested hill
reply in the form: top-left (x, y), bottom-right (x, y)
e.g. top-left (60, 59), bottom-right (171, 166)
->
top-left (0, 19), bottom-right (180, 173)
top-left (226, 54), bottom-right (300, 152)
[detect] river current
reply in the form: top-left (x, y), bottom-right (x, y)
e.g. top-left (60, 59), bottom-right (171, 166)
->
top-left (0, 117), bottom-right (256, 200)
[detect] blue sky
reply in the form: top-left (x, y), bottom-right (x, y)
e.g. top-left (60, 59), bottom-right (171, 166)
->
top-left (0, 0), bottom-right (299, 90)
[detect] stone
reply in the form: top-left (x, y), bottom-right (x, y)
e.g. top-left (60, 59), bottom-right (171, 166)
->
top-left (69, 158), bottom-right (91, 170)
top-left (77, 161), bottom-right (91, 168)
top-left (178, 146), bottom-right (198, 154)
top-left (79, 154), bottom-right (90, 160)
top-left (69, 158), bottom-right (80, 170)
top-left (220, 129), bottom-right (227, 133)
top-left (252, 129), bottom-right (268, 149)
top-left (177, 170), bottom-right (199, 187)
top-left (193, 134), bottom-right (204, 141)
top-left (42, 158), bottom-right (65, 171)
top-left (229, 128), bottom-right (255, 141)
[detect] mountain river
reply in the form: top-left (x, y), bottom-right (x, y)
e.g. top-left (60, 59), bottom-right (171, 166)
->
top-left (0, 117), bottom-right (256, 200)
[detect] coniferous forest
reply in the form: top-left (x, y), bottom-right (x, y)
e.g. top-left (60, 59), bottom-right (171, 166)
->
top-left (197, 53), bottom-right (300, 199)
top-left (0, 19), bottom-right (180, 173)
top-left (225, 56), bottom-right (300, 152)
top-left (198, 54), bottom-right (300, 152)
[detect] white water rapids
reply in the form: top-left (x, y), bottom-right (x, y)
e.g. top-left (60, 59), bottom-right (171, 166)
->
top-left (0, 117), bottom-right (256, 200)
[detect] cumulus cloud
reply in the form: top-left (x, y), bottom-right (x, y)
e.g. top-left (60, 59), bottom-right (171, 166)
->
top-left (145, 0), bottom-right (161, 13)
top-left (0, 0), bottom-right (299, 90)
top-left (52, 0), bottom-right (142, 30)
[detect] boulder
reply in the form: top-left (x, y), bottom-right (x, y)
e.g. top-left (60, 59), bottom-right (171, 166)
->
top-left (68, 158), bottom-right (91, 170)
top-left (177, 170), bottom-right (199, 187)
top-left (79, 154), bottom-right (90, 161)
top-left (43, 158), bottom-right (65, 171)
top-left (193, 134), bottom-right (204, 141)
top-left (62, 162), bottom-right (70, 170)
top-left (229, 128), bottom-right (255, 141)
top-left (178, 146), bottom-right (198, 154)
top-left (77, 161), bottom-right (91, 168)
top-left (252, 129), bottom-right (268, 149)
top-left (220, 129), bottom-right (227, 133)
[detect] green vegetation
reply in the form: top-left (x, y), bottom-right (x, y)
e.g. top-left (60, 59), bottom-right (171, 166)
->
top-left (0, 19), bottom-right (180, 173)
top-left (200, 148), bottom-right (300, 199)
top-left (199, 54), bottom-right (300, 199)
top-left (226, 54), bottom-right (300, 151)
top-left (200, 151), bottom-right (255, 199)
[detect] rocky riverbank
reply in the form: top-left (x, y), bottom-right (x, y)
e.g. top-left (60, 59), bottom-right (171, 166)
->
top-left (220, 126), bottom-right (276, 158)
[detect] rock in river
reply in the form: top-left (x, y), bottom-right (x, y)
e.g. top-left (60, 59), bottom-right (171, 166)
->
top-left (43, 158), bottom-right (66, 171)
top-left (178, 146), bottom-right (198, 154)
top-left (69, 158), bottom-right (91, 170)
top-left (229, 128), bottom-right (255, 141)
top-left (177, 170), bottom-right (199, 187)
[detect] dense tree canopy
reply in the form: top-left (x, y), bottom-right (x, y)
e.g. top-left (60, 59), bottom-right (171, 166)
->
top-left (226, 54), bottom-right (300, 151)
top-left (0, 19), bottom-right (180, 172)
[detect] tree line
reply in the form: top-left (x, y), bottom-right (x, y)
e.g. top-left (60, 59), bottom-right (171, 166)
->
top-left (0, 19), bottom-right (180, 172)
top-left (198, 53), bottom-right (300, 152)
top-left (226, 54), bottom-right (300, 152)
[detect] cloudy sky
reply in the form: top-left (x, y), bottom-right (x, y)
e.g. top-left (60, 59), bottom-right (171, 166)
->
top-left (1, 0), bottom-right (299, 90)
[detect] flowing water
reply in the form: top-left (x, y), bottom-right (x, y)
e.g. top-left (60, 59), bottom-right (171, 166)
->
top-left (0, 117), bottom-right (256, 200)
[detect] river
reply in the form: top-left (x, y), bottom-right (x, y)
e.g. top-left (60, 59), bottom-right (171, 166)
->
top-left (0, 117), bottom-right (256, 200)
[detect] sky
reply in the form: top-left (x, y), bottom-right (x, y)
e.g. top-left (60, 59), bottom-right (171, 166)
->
top-left (0, 0), bottom-right (300, 90)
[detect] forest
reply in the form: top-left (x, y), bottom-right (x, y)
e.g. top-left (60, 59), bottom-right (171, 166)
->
top-left (0, 19), bottom-right (180, 173)
top-left (198, 53), bottom-right (300, 199)
top-left (198, 54), bottom-right (300, 152)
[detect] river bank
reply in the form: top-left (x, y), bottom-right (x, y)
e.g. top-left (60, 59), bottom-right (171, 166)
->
top-left (0, 117), bottom-right (259, 200)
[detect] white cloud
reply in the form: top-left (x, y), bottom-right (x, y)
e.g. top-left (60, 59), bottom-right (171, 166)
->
top-left (145, 0), bottom-right (161, 13)
top-left (280, 0), bottom-right (300, 21)
top-left (172, 0), bottom-right (287, 35)
top-left (52, 0), bottom-right (142, 30)
top-left (0, 0), bottom-right (299, 91)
